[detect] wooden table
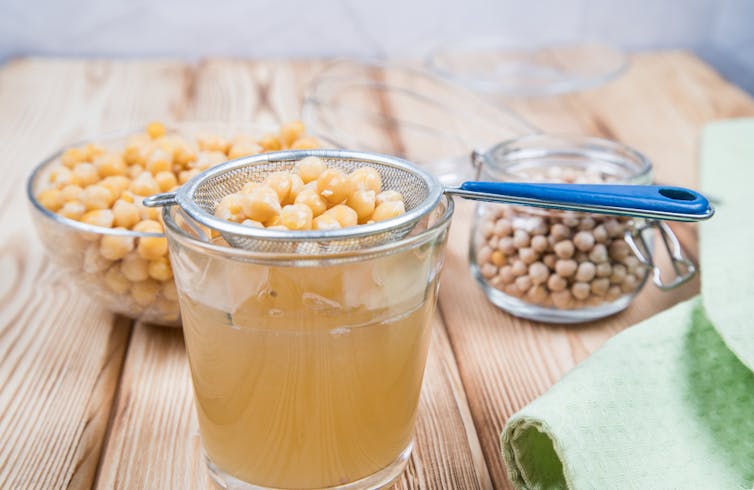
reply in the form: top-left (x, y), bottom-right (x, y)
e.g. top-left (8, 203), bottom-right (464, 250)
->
top-left (2, 52), bottom-right (753, 489)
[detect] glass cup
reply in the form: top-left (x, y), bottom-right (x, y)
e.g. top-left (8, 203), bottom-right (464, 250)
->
top-left (163, 196), bottom-right (453, 489)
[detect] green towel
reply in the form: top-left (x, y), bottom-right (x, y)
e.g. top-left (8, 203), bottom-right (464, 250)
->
top-left (500, 119), bottom-right (754, 490)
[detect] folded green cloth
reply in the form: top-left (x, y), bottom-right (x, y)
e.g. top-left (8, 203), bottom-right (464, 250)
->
top-left (501, 119), bottom-right (754, 489)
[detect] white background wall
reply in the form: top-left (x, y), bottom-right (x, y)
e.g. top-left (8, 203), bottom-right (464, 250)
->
top-left (1, 0), bottom-right (752, 92)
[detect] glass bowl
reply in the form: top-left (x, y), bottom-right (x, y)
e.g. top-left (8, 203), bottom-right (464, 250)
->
top-left (26, 122), bottom-right (279, 327)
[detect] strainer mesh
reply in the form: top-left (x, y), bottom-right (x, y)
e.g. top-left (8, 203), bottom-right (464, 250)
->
top-left (184, 153), bottom-right (436, 254)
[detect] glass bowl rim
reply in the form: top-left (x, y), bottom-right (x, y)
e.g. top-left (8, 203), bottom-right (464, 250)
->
top-left (26, 122), bottom-right (277, 239)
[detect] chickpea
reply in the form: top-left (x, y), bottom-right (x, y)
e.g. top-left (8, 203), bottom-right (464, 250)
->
top-left (280, 204), bottom-right (313, 231)
top-left (498, 236), bottom-right (516, 255)
top-left (375, 190), bottom-right (403, 206)
top-left (228, 141), bottom-right (262, 159)
top-left (316, 168), bottom-right (350, 205)
top-left (551, 290), bottom-right (573, 309)
top-left (553, 240), bottom-right (575, 259)
top-left (480, 263), bottom-right (498, 279)
top-left (347, 189), bottom-right (377, 223)
top-left (138, 235), bottom-right (169, 261)
top-left (83, 244), bottom-right (112, 274)
top-left (477, 246), bottom-right (493, 264)
top-left (589, 243), bottom-right (608, 263)
top-left (80, 185), bottom-right (115, 211)
top-left (197, 134), bottom-right (230, 153)
top-left (287, 174), bottom-right (304, 204)
top-left (100, 232), bottom-right (135, 260)
top-left (94, 153), bottom-right (127, 177)
top-left (121, 252), bottom-right (150, 282)
top-left (312, 214), bottom-right (341, 230)
top-left (148, 257), bottom-right (173, 281)
top-left (494, 218), bottom-right (513, 237)
top-left (131, 278), bottom-right (161, 306)
top-left (499, 266), bottom-right (515, 284)
top-left (512, 229), bottom-right (530, 248)
top-left (596, 262), bottom-right (612, 278)
top-left (61, 147), bottom-right (87, 168)
top-left (59, 201), bottom-right (86, 220)
top-left (555, 259), bottom-right (578, 278)
top-left (547, 273), bottom-right (567, 292)
top-left (296, 156), bottom-right (327, 184)
top-left (37, 188), bottom-right (64, 211)
top-left (527, 285), bottom-right (548, 304)
top-left (290, 136), bottom-right (319, 150)
top-left (591, 278), bottom-right (610, 296)
top-left (104, 266), bottom-right (131, 294)
top-left (573, 230), bottom-right (595, 252)
top-left (130, 172), bottom-right (161, 196)
top-left (239, 187), bottom-right (281, 224)
top-left (72, 163), bottom-right (100, 187)
top-left (371, 201), bottom-right (405, 222)
top-left (610, 264), bottom-right (627, 284)
top-left (491, 251), bottom-right (507, 267)
top-left (531, 234), bottom-right (548, 253)
top-left (519, 247), bottom-right (538, 265)
top-left (259, 134), bottom-right (282, 152)
top-left (542, 253), bottom-right (557, 269)
top-left (511, 259), bottom-right (527, 277)
top-left (146, 121), bottom-right (166, 139)
top-left (264, 171), bottom-right (293, 203)
top-left (575, 262), bottom-right (597, 282)
top-left (81, 209), bottom-right (114, 228)
top-left (571, 282), bottom-right (591, 300)
top-left (324, 204), bottom-right (358, 228)
top-left (155, 171), bottom-right (178, 192)
top-left (348, 167), bottom-right (382, 195)
top-left (550, 223), bottom-right (570, 240)
top-left (280, 120), bottom-right (305, 147)
top-left (294, 188), bottom-right (328, 217)
top-left (529, 262), bottom-right (549, 285)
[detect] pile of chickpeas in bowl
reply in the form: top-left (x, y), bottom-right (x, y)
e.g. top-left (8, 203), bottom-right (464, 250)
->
top-left (28, 121), bottom-right (320, 326)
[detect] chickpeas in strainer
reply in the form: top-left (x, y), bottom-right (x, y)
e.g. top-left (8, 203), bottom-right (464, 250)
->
top-left (144, 149), bottom-right (714, 255)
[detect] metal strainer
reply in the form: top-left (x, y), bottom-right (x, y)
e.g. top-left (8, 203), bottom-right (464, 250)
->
top-left (144, 149), bottom-right (714, 253)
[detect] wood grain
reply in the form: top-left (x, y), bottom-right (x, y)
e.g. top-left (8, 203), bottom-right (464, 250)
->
top-left (1, 52), bottom-right (751, 490)
top-left (0, 59), bottom-right (189, 488)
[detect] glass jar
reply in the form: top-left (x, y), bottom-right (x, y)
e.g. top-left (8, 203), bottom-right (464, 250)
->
top-left (163, 197), bottom-right (453, 489)
top-left (469, 135), bottom-right (653, 323)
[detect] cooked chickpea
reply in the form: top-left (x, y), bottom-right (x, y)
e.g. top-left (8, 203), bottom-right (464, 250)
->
top-left (138, 235), bottom-right (169, 260)
top-left (264, 171), bottom-right (293, 203)
top-left (312, 214), bottom-right (341, 230)
top-left (104, 266), bottom-right (131, 294)
top-left (59, 201), bottom-right (86, 220)
top-left (72, 163), bottom-right (100, 187)
top-left (296, 156), bottom-right (327, 184)
top-left (80, 185), bottom-right (115, 210)
top-left (280, 120), bottom-right (305, 147)
top-left (100, 232), bottom-right (135, 260)
top-left (81, 209), bottom-right (114, 228)
top-left (94, 153), bottom-right (127, 177)
top-left (155, 171), bottom-right (177, 192)
top-left (146, 121), bottom-right (166, 139)
top-left (61, 147), bottom-right (87, 168)
top-left (348, 167), bottom-right (382, 194)
top-left (146, 149), bottom-right (172, 175)
top-left (324, 204), bottom-right (358, 228)
top-left (290, 136), bottom-right (319, 150)
top-left (316, 168), bottom-right (350, 205)
top-left (287, 174), bottom-right (304, 204)
top-left (121, 252), bottom-right (149, 282)
top-left (197, 134), bottom-right (230, 153)
top-left (294, 188), bottom-right (328, 217)
top-left (37, 188), bottom-right (64, 211)
top-left (376, 190), bottom-right (403, 206)
top-left (130, 172), bottom-right (161, 196)
top-left (347, 189), bottom-right (376, 223)
top-left (280, 204), bottom-right (313, 230)
top-left (239, 187), bottom-right (281, 224)
top-left (148, 257), bottom-right (173, 281)
top-left (178, 169), bottom-right (200, 185)
top-left (259, 134), bottom-right (282, 151)
top-left (371, 200), bottom-right (405, 222)
top-left (131, 279), bottom-right (161, 306)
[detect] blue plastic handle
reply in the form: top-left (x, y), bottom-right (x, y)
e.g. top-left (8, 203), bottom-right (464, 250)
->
top-left (454, 182), bottom-right (714, 221)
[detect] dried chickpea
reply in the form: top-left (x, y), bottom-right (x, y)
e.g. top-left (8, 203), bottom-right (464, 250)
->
top-left (100, 231), bottom-right (135, 260)
top-left (491, 251), bottom-right (507, 267)
top-left (553, 240), bottom-right (575, 259)
top-left (280, 204), bottom-right (313, 231)
top-left (573, 230), bottom-right (595, 252)
top-left (555, 259), bottom-right (577, 278)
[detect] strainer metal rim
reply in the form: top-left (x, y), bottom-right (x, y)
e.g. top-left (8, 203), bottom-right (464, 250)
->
top-left (174, 149), bottom-right (444, 242)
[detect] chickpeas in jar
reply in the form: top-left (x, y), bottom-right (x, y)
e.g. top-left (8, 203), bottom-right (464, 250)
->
top-left (469, 135), bottom-right (654, 323)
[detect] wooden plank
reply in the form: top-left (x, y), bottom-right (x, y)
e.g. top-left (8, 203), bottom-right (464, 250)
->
top-left (0, 59), bottom-right (188, 489)
top-left (97, 59), bottom-right (490, 489)
top-left (436, 52), bottom-right (754, 487)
